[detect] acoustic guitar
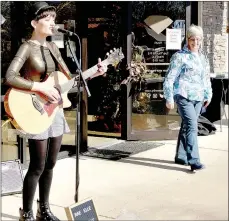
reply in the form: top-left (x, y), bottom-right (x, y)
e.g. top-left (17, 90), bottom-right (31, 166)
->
top-left (4, 48), bottom-right (124, 134)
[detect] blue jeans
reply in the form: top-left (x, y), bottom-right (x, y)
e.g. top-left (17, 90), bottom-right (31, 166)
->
top-left (174, 94), bottom-right (202, 165)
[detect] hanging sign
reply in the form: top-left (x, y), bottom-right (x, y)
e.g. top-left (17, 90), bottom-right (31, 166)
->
top-left (166, 28), bottom-right (182, 50)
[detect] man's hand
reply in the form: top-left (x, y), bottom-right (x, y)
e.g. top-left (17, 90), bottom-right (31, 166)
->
top-left (90, 58), bottom-right (107, 79)
top-left (166, 102), bottom-right (174, 110)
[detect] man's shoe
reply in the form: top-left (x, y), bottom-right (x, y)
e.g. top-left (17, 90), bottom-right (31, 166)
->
top-left (190, 163), bottom-right (205, 171)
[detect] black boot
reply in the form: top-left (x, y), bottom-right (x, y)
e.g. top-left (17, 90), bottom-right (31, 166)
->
top-left (36, 200), bottom-right (60, 221)
top-left (19, 208), bottom-right (35, 221)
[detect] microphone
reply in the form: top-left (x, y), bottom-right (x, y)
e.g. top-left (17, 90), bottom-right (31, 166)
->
top-left (54, 25), bottom-right (82, 68)
top-left (54, 25), bottom-right (76, 36)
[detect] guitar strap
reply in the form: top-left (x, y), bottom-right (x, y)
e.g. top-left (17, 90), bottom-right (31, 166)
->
top-left (46, 42), bottom-right (71, 80)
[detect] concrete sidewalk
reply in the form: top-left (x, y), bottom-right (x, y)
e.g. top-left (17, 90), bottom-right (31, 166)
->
top-left (1, 120), bottom-right (228, 220)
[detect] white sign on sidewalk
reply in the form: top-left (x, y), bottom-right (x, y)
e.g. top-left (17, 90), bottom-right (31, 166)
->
top-left (51, 24), bottom-right (64, 48)
top-left (166, 28), bottom-right (182, 50)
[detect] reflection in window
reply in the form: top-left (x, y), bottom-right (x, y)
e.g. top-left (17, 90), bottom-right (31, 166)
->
top-left (131, 1), bottom-right (185, 132)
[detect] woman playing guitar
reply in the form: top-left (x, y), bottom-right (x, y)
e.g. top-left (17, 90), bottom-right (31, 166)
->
top-left (4, 2), bottom-right (106, 220)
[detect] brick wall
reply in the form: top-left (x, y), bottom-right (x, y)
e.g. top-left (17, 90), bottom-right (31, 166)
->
top-left (202, 1), bottom-right (228, 73)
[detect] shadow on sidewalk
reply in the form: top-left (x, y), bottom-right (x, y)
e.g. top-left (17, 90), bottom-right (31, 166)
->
top-left (214, 119), bottom-right (228, 126)
top-left (119, 156), bottom-right (193, 174)
top-left (69, 141), bottom-right (164, 160)
top-left (127, 157), bottom-right (177, 164)
top-left (1, 213), bottom-right (19, 220)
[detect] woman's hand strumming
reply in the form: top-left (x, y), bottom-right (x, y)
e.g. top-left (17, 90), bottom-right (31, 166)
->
top-left (32, 82), bottom-right (61, 103)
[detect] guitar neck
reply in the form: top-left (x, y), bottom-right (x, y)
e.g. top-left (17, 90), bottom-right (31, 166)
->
top-left (82, 60), bottom-right (109, 80)
top-left (59, 59), bottom-right (109, 94)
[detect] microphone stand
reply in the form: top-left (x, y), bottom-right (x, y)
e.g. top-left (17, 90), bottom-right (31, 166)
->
top-left (65, 34), bottom-right (91, 203)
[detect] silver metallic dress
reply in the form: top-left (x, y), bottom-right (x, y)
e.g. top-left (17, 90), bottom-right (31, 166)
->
top-left (5, 40), bottom-right (70, 139)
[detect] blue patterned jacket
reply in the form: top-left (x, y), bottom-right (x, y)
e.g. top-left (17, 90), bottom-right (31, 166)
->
top-left (163, 45), bottom-right (212, 104)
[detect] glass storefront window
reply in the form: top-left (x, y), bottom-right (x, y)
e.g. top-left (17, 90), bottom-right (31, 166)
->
top-left (132, 88), bottom-right (180, 132)
top-left (129, 1), bottom-right (186, 139)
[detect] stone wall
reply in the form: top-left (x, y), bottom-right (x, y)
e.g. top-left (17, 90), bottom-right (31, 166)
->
top-left (202, 1), bottom-right (228, 73)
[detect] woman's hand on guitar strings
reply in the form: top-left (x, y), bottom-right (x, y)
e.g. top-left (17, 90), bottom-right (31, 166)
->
top-left (32, 82), bottom-right (61, 103)
top-left (90, 58), bottom-right (107, 79)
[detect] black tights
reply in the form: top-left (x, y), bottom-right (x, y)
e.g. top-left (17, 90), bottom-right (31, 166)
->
top-left (22, 135), bottom-right (63, 212)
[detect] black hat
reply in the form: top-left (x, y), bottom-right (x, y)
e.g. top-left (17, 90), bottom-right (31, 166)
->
top-left (30, 2), bottom-right (56, 19)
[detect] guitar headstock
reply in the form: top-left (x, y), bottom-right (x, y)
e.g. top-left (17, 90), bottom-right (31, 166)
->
top-left (106, 48), bottom-right (124, 67)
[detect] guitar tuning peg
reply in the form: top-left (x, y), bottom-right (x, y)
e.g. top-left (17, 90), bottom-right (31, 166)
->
top-left (106, 52), bottom-right (109, 56)
top-left (110, 50), bottom-right (113, 54)
top-left (113, 48), bottom-right (116, 51)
